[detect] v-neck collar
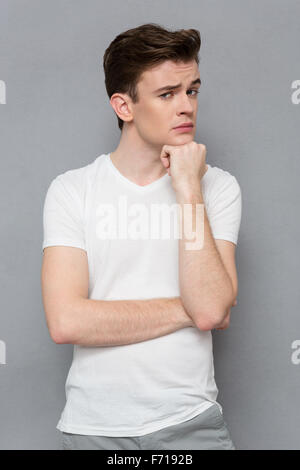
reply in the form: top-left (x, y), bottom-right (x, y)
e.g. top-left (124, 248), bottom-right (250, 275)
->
top-left (106, 153), bottom-right (170, 192)
top-left (105, 152), bottom-right (211, 192)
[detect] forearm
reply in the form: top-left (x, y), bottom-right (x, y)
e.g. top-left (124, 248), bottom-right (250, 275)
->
top-left (176, 186), bottom-right (234, 329)
top-left (63, 296), bottom-right (195, 346)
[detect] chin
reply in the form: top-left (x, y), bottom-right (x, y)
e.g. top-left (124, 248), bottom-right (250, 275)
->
top-left (174, 134), bottom-right (195, 142)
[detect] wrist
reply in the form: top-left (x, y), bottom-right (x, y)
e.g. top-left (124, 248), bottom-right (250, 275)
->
top-left (175, 184), bottom-right (204, 203)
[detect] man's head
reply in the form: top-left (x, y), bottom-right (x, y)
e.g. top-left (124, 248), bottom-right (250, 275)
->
top-left (103, 23), bottom-right (201, 147)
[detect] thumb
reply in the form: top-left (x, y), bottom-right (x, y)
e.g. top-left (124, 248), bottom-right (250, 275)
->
top-left (160, 145), bottom-right (172, 169)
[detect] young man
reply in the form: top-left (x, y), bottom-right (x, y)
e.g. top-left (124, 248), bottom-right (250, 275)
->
top-left (41, 23), bottom-right (242, 450)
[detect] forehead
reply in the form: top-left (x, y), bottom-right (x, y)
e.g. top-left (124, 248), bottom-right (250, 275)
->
top-left (139, 60), bottom-right (199, 89)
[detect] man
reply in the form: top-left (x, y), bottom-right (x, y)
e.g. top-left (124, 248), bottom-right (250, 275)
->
top-left (41, 23), bottom-right (241, 450)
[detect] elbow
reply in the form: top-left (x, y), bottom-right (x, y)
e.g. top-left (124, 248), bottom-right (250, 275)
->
top-left (181, 302), bottom-right (221, 331)
top-left (47, 312), bottom-right (74, 345)
top-left (48, 297), bottom-right (85, 344)
top-left (195, 315), bottom-right (221, 331)
top-left (50, 331), bottom-right (65, 345)
top-left (182, 289), bottom-right (235, 331)
top-left (49, 323), bottom-right (70, 344)
top-left (185, 306), bottom-right (219, 331)
top-left (194, 302), bottom-right (233, 331)
top-left (195, 319), bottom-right (216, 331)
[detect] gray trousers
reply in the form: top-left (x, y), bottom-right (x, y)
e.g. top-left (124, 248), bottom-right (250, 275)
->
top-left (61, 403), bottom-right (236, 450)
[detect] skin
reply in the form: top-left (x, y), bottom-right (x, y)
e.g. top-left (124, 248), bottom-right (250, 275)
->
top-left (109, 59), bottom-right (208, 185)
top-left (109, 59), bottom-right (235, 330)
top-left (160, 141), bottom-right (236, 330)
top-left (42, 62), bottom-right (236, 348)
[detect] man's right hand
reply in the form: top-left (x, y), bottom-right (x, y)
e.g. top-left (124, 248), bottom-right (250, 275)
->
top-left (215, 299), bottom-right (237, 330)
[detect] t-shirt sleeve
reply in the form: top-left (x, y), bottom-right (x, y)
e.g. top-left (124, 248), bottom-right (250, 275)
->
top-left (42, 174), bottom-right (86, 252)
top-left (207, 174), bottom-right (242, 245)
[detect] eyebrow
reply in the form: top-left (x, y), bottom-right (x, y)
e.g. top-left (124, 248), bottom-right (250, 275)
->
top-left (153, 77), bottom-right (201, 94)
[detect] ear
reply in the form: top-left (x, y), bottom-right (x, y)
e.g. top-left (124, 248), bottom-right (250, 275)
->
top-left (110, 93), bottom-right (133, 124)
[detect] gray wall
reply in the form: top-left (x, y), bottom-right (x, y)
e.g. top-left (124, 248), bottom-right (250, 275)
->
top-left (0, 0), bottom-right (299, 450)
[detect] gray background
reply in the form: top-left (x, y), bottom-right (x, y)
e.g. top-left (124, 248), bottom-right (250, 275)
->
top-left (0, 0), bottom-right (299, 450)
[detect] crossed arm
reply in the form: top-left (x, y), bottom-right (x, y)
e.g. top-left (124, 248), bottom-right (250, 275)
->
top-left (41, 174), bottom-right (237, 346)
top-left (41, 246), bottom-right (196, 346)
top-left (41, 236), bottom-right (237, 346)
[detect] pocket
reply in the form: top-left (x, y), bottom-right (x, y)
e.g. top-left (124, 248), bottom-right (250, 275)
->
top-left (210, 409), bottom-right (236, 450)
top-left (216, 424), bottom-right (236, 450)
top-left (203, 404), bottom-right (226, 429)
top-left (203, 405), bottom-right (236, 449)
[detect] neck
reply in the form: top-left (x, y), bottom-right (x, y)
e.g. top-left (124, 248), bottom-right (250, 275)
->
top-left (110, 123), bottom-right (209, 186)
top-left (110, 125), bottom-right (168, 186)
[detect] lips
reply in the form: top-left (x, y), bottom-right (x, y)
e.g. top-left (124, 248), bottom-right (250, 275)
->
top-left (174, 122), bottom-right (193, 129)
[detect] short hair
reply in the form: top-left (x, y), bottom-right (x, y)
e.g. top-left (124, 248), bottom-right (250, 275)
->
top-left (103, 23), bottom-right (201, 131)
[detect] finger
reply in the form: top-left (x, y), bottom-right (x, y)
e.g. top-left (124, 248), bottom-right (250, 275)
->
top-left (160, 155), bottom-right (170, 169)
top-left (160, 145), bottom-right (172, 168)
top-left (161, 156), bottom-right (170, 169)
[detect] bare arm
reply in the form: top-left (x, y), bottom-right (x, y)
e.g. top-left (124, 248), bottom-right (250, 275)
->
top-left (159, 142), bottom-right (238, 331)
top-left (41, 246), bottom-right (196, 347)
top-left (176, 187), bottom-right (234, 330)
top-left (63, 296), bottom-right (194, 346)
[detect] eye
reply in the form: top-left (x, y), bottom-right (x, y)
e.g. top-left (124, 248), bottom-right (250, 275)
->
top-left (159, 91), bottom-right (173, 99)
top-left (159, 89), bottom-right (200, 99)
top-left (187, 89), bottom-right (200, 96)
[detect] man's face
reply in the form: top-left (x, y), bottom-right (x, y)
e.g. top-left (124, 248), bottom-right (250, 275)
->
top-left (130, 59), bottom-right (201, 147)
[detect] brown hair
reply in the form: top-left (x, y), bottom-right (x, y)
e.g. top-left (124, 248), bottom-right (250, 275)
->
top-left (103, 23), bottom-right (201, 131)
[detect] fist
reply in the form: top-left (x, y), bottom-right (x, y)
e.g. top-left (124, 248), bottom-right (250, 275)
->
top-left (160, 141), bottom-right (207, 194)
top-left (215, 299), bottom-right (237, 330)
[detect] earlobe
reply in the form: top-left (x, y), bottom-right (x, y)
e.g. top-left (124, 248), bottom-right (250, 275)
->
top-left (110, 94), bottom-right (132, 123)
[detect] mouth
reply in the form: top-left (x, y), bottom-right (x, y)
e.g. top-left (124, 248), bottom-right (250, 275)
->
top-left (173, 123), bottom-right (194, 132)
top-left (173, 123), bottom-right (194, 130)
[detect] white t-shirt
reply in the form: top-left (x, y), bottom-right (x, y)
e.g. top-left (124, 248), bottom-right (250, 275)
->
top-left (42, 152), bottom-right (242, 436)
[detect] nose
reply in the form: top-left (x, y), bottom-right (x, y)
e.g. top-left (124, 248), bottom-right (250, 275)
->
top-left (176, 92), bottom-right (194, 115)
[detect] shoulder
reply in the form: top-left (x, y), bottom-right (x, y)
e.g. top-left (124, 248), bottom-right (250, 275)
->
top-left (46, 153), bottom-right (107, 198)
top-left (203, 163), bottom-right (241, 204)
top-left (55, 154), bottom-right (105, 186)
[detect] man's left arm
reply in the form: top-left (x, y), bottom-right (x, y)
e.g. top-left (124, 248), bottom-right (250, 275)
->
top-left (176, 186), bottom-right (235, 331)
top-left (160, 141), bottom-right (241, 331)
